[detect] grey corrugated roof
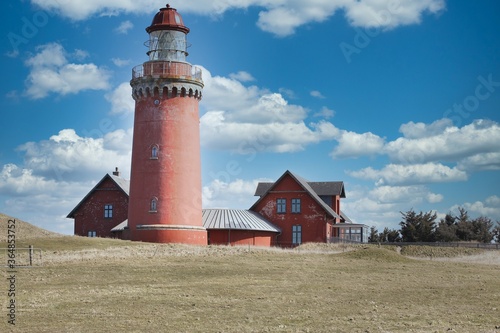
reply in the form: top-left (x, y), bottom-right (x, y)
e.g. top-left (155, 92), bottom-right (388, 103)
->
top-left (202, 209), bottom-right (281, 233)
top-left (109, 210), bottom-right (281, 233)
top-left (111, 219), bottom-right (128, 232)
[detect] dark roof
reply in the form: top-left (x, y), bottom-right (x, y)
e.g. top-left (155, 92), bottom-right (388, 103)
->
top-left (202, 209), bottom-right (280, 233)
top-left (250, 170), bottom-right (342, 220)
top-left (67, 174), bottom-right (130, 218)
top-left (111, 210), bottom-right (280, 233)
top-left (254, 181), bottom-right (345, 198)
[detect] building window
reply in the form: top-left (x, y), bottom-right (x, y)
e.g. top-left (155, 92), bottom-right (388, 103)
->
top-left (104, 204), bottom-right (113, 218)
top-left (292, 225), bottom-right (302, 245)
top-left (88, 231), bottom-right (96, 238)
top-left (151, 145), bottom-right (159, 159)
top-left (291, 198), bottom-right (301, 213)
top-left (339, 227), bottom-right (362, 242)
top-left (277, 198), bottom-right (286, 214)
top-left (150, 198), bottom-right (158, 212)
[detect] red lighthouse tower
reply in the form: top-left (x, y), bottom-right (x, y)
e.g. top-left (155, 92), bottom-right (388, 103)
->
top-left (128, 4), bottom-right (207, 244)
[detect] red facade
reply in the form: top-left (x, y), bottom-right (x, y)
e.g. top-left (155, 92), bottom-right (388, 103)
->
top-left (208, 230), bottom-right (276, 247)
top-left (69, 175), bottom-right (129, 238)
top-left (127, 5), bottom-right (207, 245)
top-left (251, 172), bottom-right (343, 247)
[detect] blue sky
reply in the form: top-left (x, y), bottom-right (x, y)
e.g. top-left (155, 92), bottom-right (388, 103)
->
top-left (1, 0), bottom-right (499, 235)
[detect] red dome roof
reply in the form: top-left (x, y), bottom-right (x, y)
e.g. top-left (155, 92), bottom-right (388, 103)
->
top-left (146, 4), bottom-right (189, 34)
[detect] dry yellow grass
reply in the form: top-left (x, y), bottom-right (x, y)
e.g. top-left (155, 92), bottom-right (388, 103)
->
top-left (1, 215), bottom-right (499, 333)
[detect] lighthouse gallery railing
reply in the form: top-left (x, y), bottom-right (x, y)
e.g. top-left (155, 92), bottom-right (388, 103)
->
top-left (132, 61), bottom-right (202, 81)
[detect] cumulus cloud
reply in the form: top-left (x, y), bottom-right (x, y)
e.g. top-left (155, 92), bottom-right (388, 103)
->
top-left (313, 106), bottom-right (335, 119)
top-left (24, 43), bottom-right (111, 99)
top-left (105, 82), bottom-right (134, 115)
top-left (449, 195), bottom-right (500, 220)
top-left (17, 128), bottom-right (132, 181)
top-left (385, 119), bottom-right (500, 166)
top-left (202, 178), bottom-right (265, 208)
top-left (31, 0), bottom-right (446, 36)
top-left (348, 163), bottom-right (468, 186)
top-left (331, 130), bottom-right (385, 158)
top-left (199, 67), bottom-right (339, 153)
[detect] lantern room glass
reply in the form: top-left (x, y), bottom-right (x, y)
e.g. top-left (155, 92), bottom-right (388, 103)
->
top-left (147, 30), bottom-right (187, 62)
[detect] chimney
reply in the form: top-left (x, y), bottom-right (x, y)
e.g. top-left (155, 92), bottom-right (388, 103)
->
top-left (113, 167), bottom-right (120, 177)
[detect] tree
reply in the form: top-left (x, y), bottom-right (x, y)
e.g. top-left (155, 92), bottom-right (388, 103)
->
top-left (471, 216), bottom-right (494, 243)
top-left (386, 229), bottom-right (402, 242)
top-left (368, 226), bottom-right (379, 243)
top-left (377, 227), bottom-right (401, 242)
top-left (493, 221), bottom-right (500, 243)
top-left (399, 209), bottom-right (437, 242)
top-left (455, 207), bottom-right (476, 241)
top-left (435, 213), bottom-right (459, 242)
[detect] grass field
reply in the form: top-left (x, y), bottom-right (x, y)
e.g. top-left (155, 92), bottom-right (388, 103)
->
top-left (1, 215), bottom-right (500, 332)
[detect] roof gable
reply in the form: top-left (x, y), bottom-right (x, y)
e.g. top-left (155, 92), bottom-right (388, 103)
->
top-left (250, 170), bottom-right (341, 220)
top-left (67, 173), bottom-right (130, 218)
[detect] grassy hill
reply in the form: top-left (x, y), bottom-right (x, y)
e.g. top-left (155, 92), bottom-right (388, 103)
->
top-left (0, 213), bottom-right (62, 241)
top-left (0, 214), bottom-right (499, 332)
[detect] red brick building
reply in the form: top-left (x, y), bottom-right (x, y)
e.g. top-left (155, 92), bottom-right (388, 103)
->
top-left (68, 168), bottom-right (129, 239)
top-left (251, 170), bottom-right (367, 246)
top-left (68, 169), bottom-right (367, 245)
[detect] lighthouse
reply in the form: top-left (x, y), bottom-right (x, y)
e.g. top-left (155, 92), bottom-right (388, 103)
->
top-left (128, 4), bottom-right (207, 244)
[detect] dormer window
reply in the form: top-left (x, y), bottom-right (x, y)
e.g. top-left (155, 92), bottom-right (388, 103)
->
top-left (151, 145), bottom-right (159, 159)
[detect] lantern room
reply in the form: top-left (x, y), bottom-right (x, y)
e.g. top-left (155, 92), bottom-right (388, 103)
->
top-left (144, 4), bottom-right (190, 62)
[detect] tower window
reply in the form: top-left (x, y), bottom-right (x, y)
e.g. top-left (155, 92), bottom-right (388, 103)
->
top-left (276, 198), bottom-right (286, 214)
top-left (291, 198), bottom-right (301, 213)
top-left (151, 145), bottom-right (159, 159)
top-left (104, 204), bottom-right (113, 218)
top-left (150, 198), bottom-right (158, 212)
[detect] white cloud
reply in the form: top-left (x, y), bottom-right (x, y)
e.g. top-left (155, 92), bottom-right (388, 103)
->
top-left (348, 163), bottom-right (468, 186)
top-left (0, 164), bottom-right (99, 234)
top-left (331, 131), bottom-right (385, 158)
top-left (457, 152), bottom-right (500, 171)
top-left (0, 164), bottom-right (58, 196)
top-left (199, 67), bottom-right (339, 153)
top-left (310, 90), bottom-right (326, 99)
top-left (24, 43), bottom-right (111, 99)
top-left (344, 0), bottom-right (445, 29)
top-left (202, 178), bottom-right (264, 208)
top-left (115, 20), bottom-right (133, 34)
top-left (111, 58), bottom-right (131, 67)
top-left (313, 106), bottom-right (335, 119)
top-left (105, 82), bottom-right (134, 115)
top-left (450, 195), bottom-right (500, 221)
top-left (385, 119), bottom-right (500, 166)
top-left (31, 0), bottom-right (446, 36)
top-left (370, 185), bottom-right (443, 204)
top-left (229, 71), bottom-right (255, 82)
top-left (17, 128), bottom-right (132, 181)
